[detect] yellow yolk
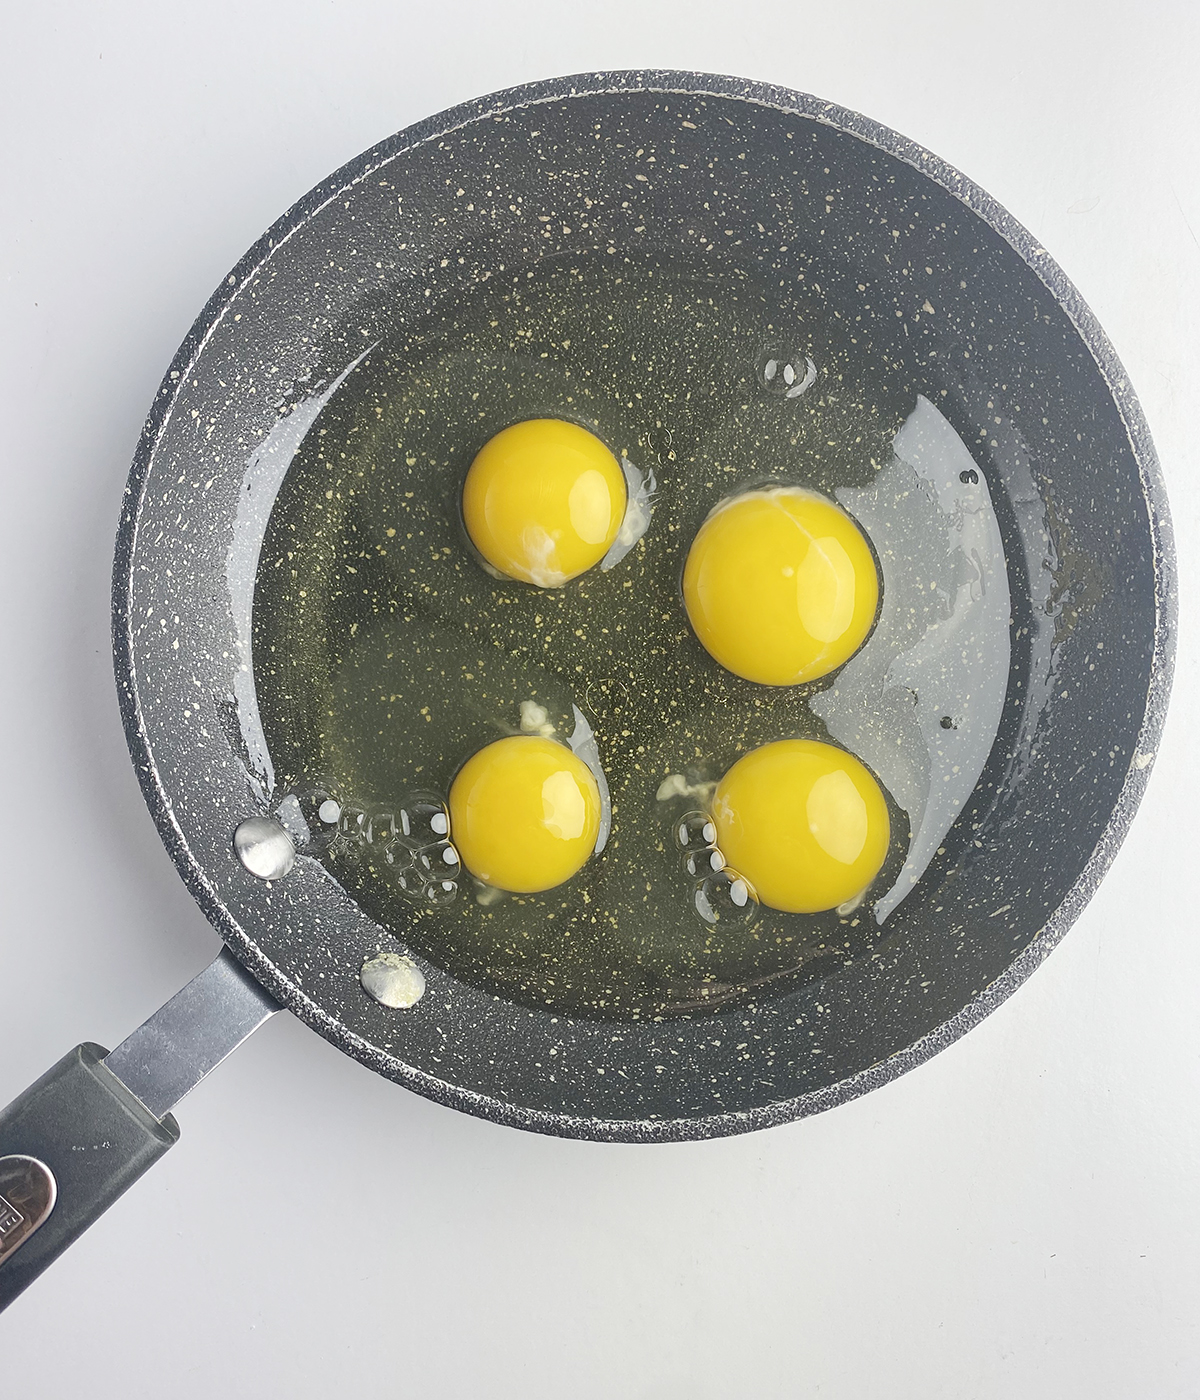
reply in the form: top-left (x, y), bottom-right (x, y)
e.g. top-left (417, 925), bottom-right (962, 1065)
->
top-left (683, 486), bottom-right (879, 685)
top-left (448, 735), bottom-right (602, 893)
top-left (711, 739), bottom-right (890, 914)
top-left (462, 419), bottom-right (627, 587)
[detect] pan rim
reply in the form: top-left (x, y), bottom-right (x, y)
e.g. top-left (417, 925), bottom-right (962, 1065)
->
top-left (112, 69), bottom-right (1176, 1142)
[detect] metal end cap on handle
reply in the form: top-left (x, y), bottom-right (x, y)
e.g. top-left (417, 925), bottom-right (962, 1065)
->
top-left (0, 1155), bottom-right (57, 1267)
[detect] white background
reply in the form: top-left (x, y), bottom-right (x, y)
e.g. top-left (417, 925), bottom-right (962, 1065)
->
top-left (2, 3), bottom-right (1197, 1396)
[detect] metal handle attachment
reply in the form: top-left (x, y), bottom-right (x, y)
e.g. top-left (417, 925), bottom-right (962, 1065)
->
top-left (0, 948), bottom-right (278, 1312)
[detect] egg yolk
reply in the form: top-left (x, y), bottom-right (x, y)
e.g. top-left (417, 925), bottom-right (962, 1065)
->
top-left (448, 735), bottom-right (602, 893)
top-left (462, 419), bottom-right (627, 587)
top-left (683, 486), bottom-right (879, 685)
top-left (711, 739), bottom-right (890, 914)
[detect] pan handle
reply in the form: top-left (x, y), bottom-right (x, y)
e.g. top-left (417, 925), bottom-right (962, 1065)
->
top-left (0, 948), bottom-right (278, 1311)
top-left (0, 1044), bottom-right (179, 1311)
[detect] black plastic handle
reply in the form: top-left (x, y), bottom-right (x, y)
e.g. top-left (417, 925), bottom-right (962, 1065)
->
top-left (0, 1043), bottom-right (178, 1312)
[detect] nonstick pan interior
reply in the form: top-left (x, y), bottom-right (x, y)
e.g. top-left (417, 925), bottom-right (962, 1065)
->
top-left (113, 71), bottom-right (1173, 1141)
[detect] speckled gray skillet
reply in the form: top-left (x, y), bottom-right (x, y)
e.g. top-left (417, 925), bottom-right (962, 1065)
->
top-left (111, 70), bottom-right (1174, 1143)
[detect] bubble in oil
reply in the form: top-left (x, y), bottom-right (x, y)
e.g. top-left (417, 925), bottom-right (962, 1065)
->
top-left (422, 878), bottom-right (458, 907)
top-left (676, 810), bottom-right (717, 854)
top-left (382, 843), bottom-right (414, 873)
top-left (398, 793), bottom-right (451, 845)
top-left (364, 807), bottom-right (397, 846)
top-left (275, 781), bottom-right (341, 852)
top-left (694, 869), bottom-right (758, 928)
top-left (756, 344), bottom-right (817, 399)
top-left (683, 848), bottom-right (726, 878)
top-left (338, 802), bottom-right (368, 841)
top-left (415, 840), bottom-right (461, 877)
top-left (394, 866), bottom-right (425, 898)
top-left (583, 676), bottom-right (630, 721)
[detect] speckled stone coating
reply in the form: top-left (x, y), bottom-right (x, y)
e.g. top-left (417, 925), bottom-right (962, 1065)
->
top-left (112, 71), bottom-right (1175, 1142)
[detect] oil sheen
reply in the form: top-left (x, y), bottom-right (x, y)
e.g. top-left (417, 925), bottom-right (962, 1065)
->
top-left (251, 248), bottom-right (998, 1020)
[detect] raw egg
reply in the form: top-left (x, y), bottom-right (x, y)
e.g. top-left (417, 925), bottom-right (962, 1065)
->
top-left (449, 735), bottom-right (602, 893)
top-left (683, 486), bottom-right (879, 685)
top-left (462, 418), bottom-right (627, 586)
top-left (711, 738), bottom-right (890, 913)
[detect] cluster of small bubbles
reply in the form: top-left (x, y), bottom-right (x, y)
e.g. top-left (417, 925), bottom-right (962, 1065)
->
top-left (756, 344), bottom-right (817, 400)
top-left (275, 781), bottom-right (460, 906)
top-left (673, 810), bottom-right (757, 928)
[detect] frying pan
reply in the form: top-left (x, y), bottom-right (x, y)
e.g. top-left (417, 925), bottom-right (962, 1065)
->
top-left (0, 70), bottom-right (1174, 1311)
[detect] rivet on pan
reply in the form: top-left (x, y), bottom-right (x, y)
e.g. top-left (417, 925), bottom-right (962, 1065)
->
top-left (233, 815), bottom-right (296, 881)
top-left (360, 951), bottom-right (426, 1009)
